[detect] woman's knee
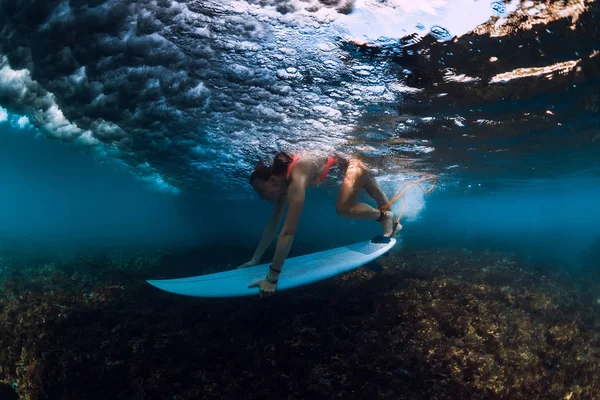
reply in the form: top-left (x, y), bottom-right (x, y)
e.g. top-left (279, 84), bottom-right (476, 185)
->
top-left (343, 161), bottom-right (368, 186)
top-left (336, 202), bottom-right (351, 217)
top-left (347, 158), bottom-right (367, 171)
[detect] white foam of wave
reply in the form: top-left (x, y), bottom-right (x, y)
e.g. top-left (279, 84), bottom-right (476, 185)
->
top-left (0, 0), bottom-right (530, 196)
top-left (334, 0), bottom-right (519, 44)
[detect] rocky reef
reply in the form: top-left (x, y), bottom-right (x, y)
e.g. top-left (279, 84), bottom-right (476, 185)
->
top-left (348, 0), bottom-right (600, 178)
top-left (1, 247), bottom-right (599, 400)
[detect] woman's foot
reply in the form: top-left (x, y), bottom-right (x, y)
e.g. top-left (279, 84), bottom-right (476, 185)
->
top-left (380, 211), bottom-right (402, 237)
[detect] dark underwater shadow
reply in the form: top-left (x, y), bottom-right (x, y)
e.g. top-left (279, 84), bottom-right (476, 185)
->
top-left (3, 247), bottom-right (598, 399)
top-left (32, 266), bottom-right (491, 400)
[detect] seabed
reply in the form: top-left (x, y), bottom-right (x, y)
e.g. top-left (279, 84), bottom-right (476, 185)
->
top-left (1, 248), bottom-right (599, 400)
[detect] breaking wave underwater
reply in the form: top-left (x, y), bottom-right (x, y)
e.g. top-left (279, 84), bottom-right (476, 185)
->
top-left (0, 0), bottom-right (598, 266)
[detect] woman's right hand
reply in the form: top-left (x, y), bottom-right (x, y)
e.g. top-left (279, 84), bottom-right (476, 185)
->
top-left (237, 259), bottom-right (259, 269)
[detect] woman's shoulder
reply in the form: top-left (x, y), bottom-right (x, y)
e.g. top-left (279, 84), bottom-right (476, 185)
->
top-left (286, 153), bottom-right (317, 179)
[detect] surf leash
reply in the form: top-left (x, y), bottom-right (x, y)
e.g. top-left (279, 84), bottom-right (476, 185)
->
top-left (378, 175), bottom-right (437, 224)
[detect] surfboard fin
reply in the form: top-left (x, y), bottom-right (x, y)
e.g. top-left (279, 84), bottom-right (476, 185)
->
top-left (362, 260), bottom-right (384, 272)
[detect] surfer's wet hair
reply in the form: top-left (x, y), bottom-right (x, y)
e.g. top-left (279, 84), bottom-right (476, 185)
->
top-left (249, 160), bottom-right (271, 184)
top-left (250, 152), bottom-right (293, 184)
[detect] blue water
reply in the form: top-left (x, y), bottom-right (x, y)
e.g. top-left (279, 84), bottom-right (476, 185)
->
top-left (0, 125), bottom-right (192, 253)
top-left (0, 0), bottom-right (599, 273)
top-left (2, 120), bottom-right (599, 271)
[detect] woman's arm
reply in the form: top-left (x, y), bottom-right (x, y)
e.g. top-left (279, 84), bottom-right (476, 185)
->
top-left (243, 194), bottom-right (287, 266)
top-left (268, 180), bottom-right (305, 274)
top-left (249, 159), bottom-right (311, 294)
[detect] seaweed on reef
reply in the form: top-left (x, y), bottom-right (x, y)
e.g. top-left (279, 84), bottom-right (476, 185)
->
top-left (0, 382), bottom-right (19, 400)
top-left (0, 248), bottom-right (599, 400)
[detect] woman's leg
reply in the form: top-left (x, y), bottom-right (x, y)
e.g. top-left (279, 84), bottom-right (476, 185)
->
top-left (364, 174), bottom-right (390, 208)
top-left (335, 158), bottom-right (397, 237)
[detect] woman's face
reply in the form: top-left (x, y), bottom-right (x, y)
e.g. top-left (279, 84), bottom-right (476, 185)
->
top-left (252, 176), bottom-right (285, 202)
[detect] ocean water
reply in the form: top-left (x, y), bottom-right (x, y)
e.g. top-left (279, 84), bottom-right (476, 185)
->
top-left (2, 120), bottom-right (599, 270)
top-left (1, 0), bottom-right (600, 399)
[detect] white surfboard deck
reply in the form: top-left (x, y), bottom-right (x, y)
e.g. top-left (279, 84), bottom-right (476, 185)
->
top-left (147, 235), bottom-right (397, 298)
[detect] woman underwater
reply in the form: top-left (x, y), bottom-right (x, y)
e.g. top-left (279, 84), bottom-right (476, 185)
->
top-left (244, 152), bottom-right (401, 296)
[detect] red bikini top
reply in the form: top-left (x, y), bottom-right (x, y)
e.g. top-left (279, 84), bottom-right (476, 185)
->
top-left (286, 154), bottom-right (337, 184)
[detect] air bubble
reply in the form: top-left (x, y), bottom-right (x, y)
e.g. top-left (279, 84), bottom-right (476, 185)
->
top-left (430, 26), bottom-right (451, 41)
top-left (491, 1), bottom-right (506, 16)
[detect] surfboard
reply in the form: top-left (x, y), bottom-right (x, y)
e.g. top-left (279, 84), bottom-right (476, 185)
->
top-left (146, 235), bottom-right (397, 298)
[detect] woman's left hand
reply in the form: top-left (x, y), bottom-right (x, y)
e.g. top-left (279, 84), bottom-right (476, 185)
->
top-left (248, 279), bottom-right (277, 296)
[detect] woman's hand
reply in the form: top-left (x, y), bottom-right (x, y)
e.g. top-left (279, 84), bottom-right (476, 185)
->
top-left (237, 259), bottom-right (259, 269)
top-left (248, 278), bottom-right (277, 296)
